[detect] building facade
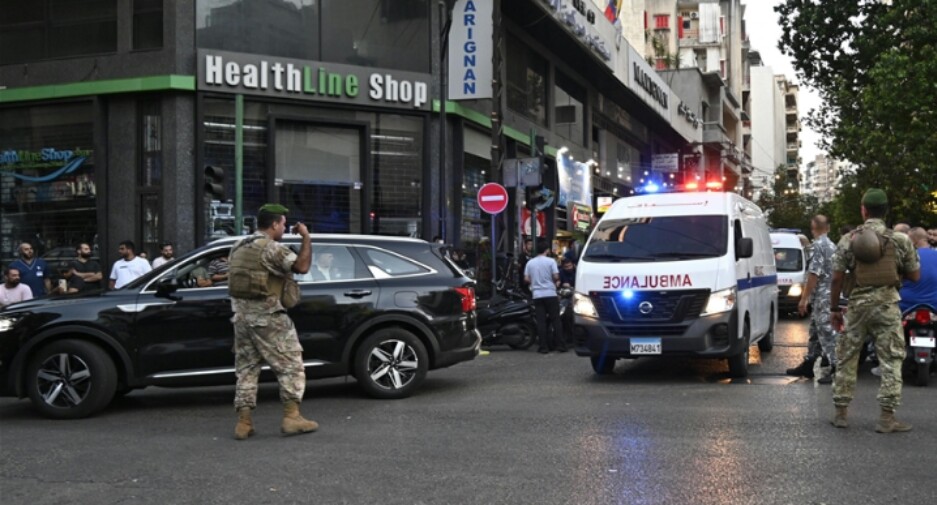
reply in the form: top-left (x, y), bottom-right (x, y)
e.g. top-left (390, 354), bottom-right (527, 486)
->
top-left (746, 52), bottom-right (787, 199)
top-left (1, 0), bottom-right (721, 276)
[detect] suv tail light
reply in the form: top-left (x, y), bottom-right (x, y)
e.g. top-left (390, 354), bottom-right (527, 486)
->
top-left (453, 286), bottom-right (476, 313)
top-left (915, 309), bottom-right (932, 326)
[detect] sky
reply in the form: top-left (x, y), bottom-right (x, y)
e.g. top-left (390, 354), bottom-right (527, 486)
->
top-left (742, 0), bottom-right (823, 168)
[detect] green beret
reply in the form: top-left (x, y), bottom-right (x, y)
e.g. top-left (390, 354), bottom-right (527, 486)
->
top-left (862, 188), bottom-right (888, 207)
top-left (258, 203), bottom-right (289, 215)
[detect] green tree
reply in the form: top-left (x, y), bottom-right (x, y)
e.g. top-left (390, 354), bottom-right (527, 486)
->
top-left (776, 0), bottom-right (937, 227)
top-left (756, 164), bottom-right (817, 232)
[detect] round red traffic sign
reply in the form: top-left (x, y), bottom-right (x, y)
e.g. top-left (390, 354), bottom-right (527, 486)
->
top-left (477, 183), bottom-right (509, 215)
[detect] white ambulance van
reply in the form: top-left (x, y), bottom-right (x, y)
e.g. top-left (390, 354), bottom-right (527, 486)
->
top-left (770, 232), bottom-right (808, 316)
top-left (573, 191), bottom-right (778, 377)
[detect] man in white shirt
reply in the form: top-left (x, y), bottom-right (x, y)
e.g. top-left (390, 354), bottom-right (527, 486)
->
top-left (0, 267), bottom-right (33, 307)
top-left (109, 240), bottom-right (152, 289)
top-left (524, 240), bottom-right (563, 354)
top-left (151, 242), bottom-right (174, 269)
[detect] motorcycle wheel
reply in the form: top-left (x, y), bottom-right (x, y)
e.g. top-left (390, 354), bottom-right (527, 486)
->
top-left (508, 324), bottom-right (536, 350)
top-left (915, 362), bottom-right (930, 387)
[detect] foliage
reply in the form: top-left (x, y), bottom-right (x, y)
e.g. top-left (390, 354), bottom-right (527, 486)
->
top-left (776, 0), bottom-right (937, 227)
top-left (756, 165), bottom-right (821, 232)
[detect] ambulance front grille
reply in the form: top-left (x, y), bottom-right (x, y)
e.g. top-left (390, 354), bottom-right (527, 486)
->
top-left (591, 289), bottom-right (711, 323)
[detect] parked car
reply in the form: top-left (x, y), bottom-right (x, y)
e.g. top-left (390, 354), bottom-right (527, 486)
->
top-left (0, 234), bottom-right (480, 419)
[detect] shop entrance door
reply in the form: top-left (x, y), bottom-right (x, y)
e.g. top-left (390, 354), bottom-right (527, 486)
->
top-left (273, 120), bottom-right (367, 234)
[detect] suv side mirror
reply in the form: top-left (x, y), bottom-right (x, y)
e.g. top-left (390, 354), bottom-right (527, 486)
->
top-left (156, 277), bottom-right (181, 301)
top-left (736, 237), bottom-right (754, 260)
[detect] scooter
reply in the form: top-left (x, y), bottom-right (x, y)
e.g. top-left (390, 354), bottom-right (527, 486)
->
top-left (477, 288), bottom-right (536, 350)
top-left (903, 304), bottom-right (936, 387)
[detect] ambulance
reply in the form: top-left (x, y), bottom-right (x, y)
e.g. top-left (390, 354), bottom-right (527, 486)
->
top-left (573, 191), bottom-right (778, 377)
top-left (770, 232), bottom-right (808, 315)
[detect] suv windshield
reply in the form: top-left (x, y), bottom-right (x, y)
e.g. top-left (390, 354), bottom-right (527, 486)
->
top-left (583, 215), bottom-right (728, 262)
top-left (774, 248), bottom-right (804, 272)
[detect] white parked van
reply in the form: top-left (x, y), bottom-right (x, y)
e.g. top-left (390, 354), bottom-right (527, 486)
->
top-left (573, 191), bottom-right (778, 377)
top-left (770, 232), bottom-right (808, 315)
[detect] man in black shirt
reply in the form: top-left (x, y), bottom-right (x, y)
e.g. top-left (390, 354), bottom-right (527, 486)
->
top-left (70, 242), bottom-right (103, 292)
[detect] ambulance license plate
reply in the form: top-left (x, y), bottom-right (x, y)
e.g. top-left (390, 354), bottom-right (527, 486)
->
top-left (630, 338), bottom-right (662, 355)
top-left (910, 336), bottom-right (935, 348)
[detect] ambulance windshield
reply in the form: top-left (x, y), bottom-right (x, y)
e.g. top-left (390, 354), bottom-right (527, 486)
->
top-left (583, 215), bottom-right (728, 262)
top-left (773, 248), bottom-right (804, 272)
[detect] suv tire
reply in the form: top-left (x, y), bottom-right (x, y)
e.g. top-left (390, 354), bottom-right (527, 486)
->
top-left (354, 328), bottom-right (428, 399)
top-left (25, 339), bottom-right (118, 419)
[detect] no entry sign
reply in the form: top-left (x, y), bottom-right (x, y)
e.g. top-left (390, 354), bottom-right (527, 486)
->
top-left (477, 183), bottom-right (509, 214)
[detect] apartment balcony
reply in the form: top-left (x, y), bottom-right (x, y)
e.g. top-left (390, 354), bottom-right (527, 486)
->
top-left (785, 106), bottom-right (797, 115)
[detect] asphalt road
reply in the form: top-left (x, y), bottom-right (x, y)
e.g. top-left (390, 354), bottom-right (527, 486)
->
top-left (2, 317), bottom-right (936, 505)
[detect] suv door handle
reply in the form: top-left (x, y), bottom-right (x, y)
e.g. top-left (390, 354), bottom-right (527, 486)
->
top-left (344, 289), bottom-right (372, 298)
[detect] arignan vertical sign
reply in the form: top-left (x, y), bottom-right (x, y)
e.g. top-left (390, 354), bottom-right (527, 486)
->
top-left (448, 0), bottom-right (493, 100)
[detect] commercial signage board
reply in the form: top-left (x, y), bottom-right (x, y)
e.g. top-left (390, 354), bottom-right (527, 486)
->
top-left (448, 0), bottom-right (493, 100)
top-left (570, 202), bottom-right (593, 232)
top-left (626, 46), bottom-right (672, 122)
top-left (197, 50), bottom-right (431, 111)
top-left (557, 150), bottom-right (593, 209)
top-left (652, 153), bottom-right (679, 173)
top-left (596, 196), bottom-right (614, 213)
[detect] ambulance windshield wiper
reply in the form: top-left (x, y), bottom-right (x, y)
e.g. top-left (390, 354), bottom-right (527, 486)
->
top-left (583, 253), bottom-right (656, 262)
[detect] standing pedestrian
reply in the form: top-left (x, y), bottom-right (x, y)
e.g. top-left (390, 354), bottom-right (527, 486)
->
top-left (228, 203), bottom-right (317, 440)
top-left (829, 189), bottom-right (920, 432)
top-left (71, 243), bottom-right (103, 292)
top-left (0, 267), bottom-right (33, 308)
top-left (525, 240), bottom-right (564, 353)
top-left (9, 242), bottom-right (51, 298)
top-left (108, 240), bottom-right (152, 289)
top-left (789, 215), bottom-right (838, 383)
top-left (151, 242), bottom-right (175, 268)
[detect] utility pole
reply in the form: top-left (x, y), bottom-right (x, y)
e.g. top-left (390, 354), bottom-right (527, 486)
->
top-left (490, 0), bottom-right (503, 287)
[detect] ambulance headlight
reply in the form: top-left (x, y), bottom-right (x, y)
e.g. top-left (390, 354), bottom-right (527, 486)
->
top-left (703, 288), bottom-right (736, 315)
top-left (787, 283), bottom-right (803, 298)
top-left (573, 293), bottom-right (598, 318)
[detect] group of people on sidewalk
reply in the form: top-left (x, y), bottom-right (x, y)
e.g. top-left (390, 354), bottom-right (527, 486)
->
top-left (785, 189), bottom-right (934, 432)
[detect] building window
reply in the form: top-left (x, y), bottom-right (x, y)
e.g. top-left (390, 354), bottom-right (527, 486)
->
top-left (133, 0), bottom-right (163, 50)
top-left (0, 0), bottom-right (118, 64)
top-left (655, 58), bottom-right (668, 70)
top-left (554, 71), bottom-right (586, 145)
top-left (138, 100), bottom-right (162, 256)
top-left (196, 0), bottom-right (431, 73)
top-left (506, 34), bottom-right (548, 127)
top-left (654, 14), bottom-right (669, 30)
top-left (369, 114), bottom-right (424, 237)
top-left (0, 102), bottom-right (99, 266)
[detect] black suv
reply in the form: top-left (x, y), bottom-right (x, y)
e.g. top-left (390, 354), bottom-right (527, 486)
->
top-left (0, 235), bottom-right (479, 419)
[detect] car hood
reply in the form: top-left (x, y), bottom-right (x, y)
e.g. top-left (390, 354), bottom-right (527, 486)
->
top-left (0, 289), bottom-right (134, 314)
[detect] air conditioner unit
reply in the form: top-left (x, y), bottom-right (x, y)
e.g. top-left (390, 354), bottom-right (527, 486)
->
top-left (690, 12), bottom-right (699, 20)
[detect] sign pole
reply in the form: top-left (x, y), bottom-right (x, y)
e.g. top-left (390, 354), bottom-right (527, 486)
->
top-left (234, 94), bottom-right (244, 233)
top-left (490, 213), bottom-right (497, 294)
top-left (478, 182), bottom-right (509, 296)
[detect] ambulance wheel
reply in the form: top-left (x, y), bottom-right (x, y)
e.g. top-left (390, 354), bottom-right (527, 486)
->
top-left (758, 308), bottom-right (775, 353)
top-left (591, 355), bottom-right (616, 375)
top-left (727, 320), bottom-right (750, 378)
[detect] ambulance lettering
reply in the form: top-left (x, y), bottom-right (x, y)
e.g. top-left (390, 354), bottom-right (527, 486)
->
top-left (602, 274), bottom-right (693, 290)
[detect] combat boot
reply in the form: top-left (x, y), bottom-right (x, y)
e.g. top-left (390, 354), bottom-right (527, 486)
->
top-left (831, 406), bottom-right (848, 428)
top-left (875, 408), bottom-right (912, 433)
top-left (281, 400), bottom-right (319, 436)
top-left (786, 357), bottom-right (816, 378)
top-left (234, 407), bottom-right (255, 440)
top-left (817, 365), bottom-right (836, 385)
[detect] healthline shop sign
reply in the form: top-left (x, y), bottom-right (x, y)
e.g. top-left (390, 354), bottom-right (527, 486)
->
top-left (198, 50), bottom-right (431, 110)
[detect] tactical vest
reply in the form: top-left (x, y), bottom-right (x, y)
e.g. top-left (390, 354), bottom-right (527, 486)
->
top-left (228, 238), bottom-right (285, 300)
top-left (853, 228), bottom-right (901, 288)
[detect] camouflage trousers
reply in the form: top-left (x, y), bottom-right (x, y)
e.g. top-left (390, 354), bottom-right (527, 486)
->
top-left (232, 311), bottom-right (306, 410)
top-left (833, 302), bottom-right (905, 410)
top-left (807, 298), bottom-right (838, 364)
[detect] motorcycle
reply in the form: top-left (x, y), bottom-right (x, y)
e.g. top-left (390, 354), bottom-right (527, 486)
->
top-left (477, 288), bottom-right (536, 350)
top-left (903, 304), bottom-right (936, 387)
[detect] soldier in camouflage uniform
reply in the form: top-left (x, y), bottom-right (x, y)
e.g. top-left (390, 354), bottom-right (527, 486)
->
top-left (229, 204), bottom-right (317, 440)
top-left (789, 215), bottom-right (838, 383)
top-left (829, 189), bottom-right (921, 433)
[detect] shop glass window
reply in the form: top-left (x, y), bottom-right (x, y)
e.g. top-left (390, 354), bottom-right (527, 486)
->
top-left (0, 103), bottom-right (100, 266)
top-left (202, 98), bottom-right (269, 242)
top-left (506, 34), bottom-right (548, 127)
top-left (196, 0), bottom-right (430, 73)
top-left (0, 0), bottom-right (117, 64)
top-left (369, 114), bottom-right (424, 237)
top-left (554, 71), bottom-right (586, 145)
top-left (133, 0), bottom-right (163, 50)
top-left (461, 153), bottom-right (488, 246)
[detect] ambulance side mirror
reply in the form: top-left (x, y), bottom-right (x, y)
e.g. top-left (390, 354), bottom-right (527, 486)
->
top-left (736, 238), bottom-right (754, 260)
